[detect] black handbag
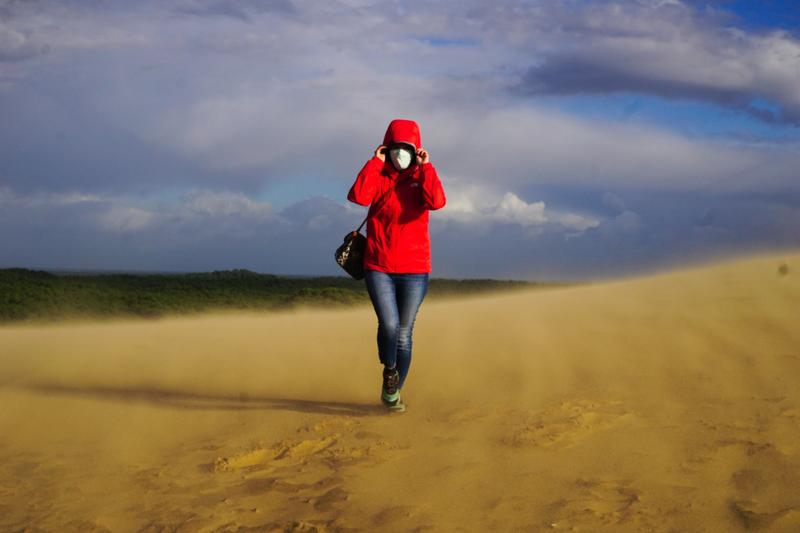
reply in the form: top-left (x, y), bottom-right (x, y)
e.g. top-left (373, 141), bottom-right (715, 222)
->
top-left (336, 179), bottom-right (399, 280)
top-left (335, 219), bottom-right (369, 280)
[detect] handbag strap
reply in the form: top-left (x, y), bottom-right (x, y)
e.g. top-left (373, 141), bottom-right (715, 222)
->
top-left (355, 177), bottom-right (401, 233)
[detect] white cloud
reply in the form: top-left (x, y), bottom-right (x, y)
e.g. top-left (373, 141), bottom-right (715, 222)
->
top-left (495, 192), bottom-right (546, 226)
top-left (436, 182), bottom-right (600, 234)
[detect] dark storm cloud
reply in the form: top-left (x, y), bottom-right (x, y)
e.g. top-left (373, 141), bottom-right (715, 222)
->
top-left (505, 1), bottom-right (800, 124)
top-left (513, 54), bottom-right (783, 123)
top-left (1, 0), bottom-right (800, 278)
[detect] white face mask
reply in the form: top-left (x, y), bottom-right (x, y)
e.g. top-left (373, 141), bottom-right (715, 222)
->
top-left (389, 146), bottom-right (414, 170)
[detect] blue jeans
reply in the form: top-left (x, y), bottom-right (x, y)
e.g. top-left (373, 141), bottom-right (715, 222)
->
top-left (363, 268), bottom-right (429, 390)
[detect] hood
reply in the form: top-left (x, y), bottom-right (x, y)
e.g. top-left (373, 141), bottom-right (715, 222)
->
top-left (382, 119), bottom-right (421, 151)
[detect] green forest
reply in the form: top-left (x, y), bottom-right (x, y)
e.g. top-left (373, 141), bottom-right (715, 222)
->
top-left (0, 268), bottom-right (564, 324)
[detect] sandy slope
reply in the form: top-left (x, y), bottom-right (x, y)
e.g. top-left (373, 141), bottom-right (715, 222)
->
top-left (1, 249), bottom-right (799, 532)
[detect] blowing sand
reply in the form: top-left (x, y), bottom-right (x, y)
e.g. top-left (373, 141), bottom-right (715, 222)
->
top-left (1, 250), bottom-right (799, 532)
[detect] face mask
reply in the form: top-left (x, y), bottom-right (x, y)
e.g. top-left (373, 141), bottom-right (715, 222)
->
top-left (389, 146), bottom-right (414, 170)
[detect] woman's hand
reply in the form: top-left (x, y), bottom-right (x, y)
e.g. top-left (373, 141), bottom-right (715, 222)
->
top-left (375, 145), bottom-right (387, 162)
top-left (416, 147), bottom-right (430, 165)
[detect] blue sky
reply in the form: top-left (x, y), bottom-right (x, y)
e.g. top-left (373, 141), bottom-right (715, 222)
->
top-left (1, 0), bottom-right (799, 280)
top-left (715, 0), bottom-right (800, 32)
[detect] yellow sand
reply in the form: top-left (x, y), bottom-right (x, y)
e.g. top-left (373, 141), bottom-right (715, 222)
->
top-left (1, 249), bottom-right (799, 532)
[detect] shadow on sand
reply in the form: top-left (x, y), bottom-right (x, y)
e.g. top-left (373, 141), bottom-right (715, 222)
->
top-left (5, 381), bottom-right (385, 417)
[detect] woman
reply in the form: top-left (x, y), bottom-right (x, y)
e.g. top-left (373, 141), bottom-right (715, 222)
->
top-left (347, 118), bottom-right (446, 412)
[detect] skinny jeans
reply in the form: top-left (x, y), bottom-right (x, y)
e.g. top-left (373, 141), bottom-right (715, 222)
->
top-left (363, 268), bottom-right (429, 390)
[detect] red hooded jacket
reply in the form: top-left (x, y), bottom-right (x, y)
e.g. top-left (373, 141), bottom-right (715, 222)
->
top-left (347, 119), bottom-right (446, 273)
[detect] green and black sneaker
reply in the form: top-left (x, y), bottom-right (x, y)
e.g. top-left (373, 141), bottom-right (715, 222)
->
top-left (381, 365), bottom-right (406, 412)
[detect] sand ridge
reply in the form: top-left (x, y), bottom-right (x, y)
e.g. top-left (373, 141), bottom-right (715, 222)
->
top-left (1, 249), bottom-right (799, 531)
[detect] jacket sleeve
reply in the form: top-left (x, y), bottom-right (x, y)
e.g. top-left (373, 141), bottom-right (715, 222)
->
top-left (347, 156), bottom-right (384, 206)
top-left (420, 162), bottom-right (446, 210)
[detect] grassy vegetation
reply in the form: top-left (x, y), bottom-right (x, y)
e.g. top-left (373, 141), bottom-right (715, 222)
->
top-left (0, 268), bottom-right (566, 324)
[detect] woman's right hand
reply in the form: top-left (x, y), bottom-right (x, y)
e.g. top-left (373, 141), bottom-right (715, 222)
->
top-left (375, 145), bottom-right (387, 162)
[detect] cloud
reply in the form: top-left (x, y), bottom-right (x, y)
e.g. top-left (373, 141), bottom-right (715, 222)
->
top-left (147, 84), bottom-right (798, 194)
top-left (1, 182), bottom-right (799, 280)
top-left (0, 185), bottom-right (102, 207)
top-left (0, 25), bottom-right (50, 62)
top-left (594, 210), bottom-right (643, 238)
top-left (494, 192), bottom-right (547, 226)
top-left (279, 195), bottom-right (352, 231)
top-left (4, 0), bottom-right (800, 129)
top-left (1, 1), bottom-right (800, 278)
top-left (1, 0), bottom-right (798, 196)
top-left (171, 0), bottom-right (297, 22)
top-left (602, 192), bottom-right (627, 213)
top-left (508, 2), bottom-right (800, 123)
top-left (181, 189), bottom-right (275, 218)
top-left (437, 183), bottom-right (599, 236)
top-left (97, 206), bottom-right (157, 233)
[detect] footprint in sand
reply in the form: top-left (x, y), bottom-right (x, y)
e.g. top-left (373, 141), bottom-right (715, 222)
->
top-left (726, 447), bottom-right (800, 530)
top-left (213, 435), bottom-right (340, 473)
top-left (730, 499), bottom-right (800, 531)
top-left (545, 477), bottom-right (655, 531)
top-left (681, 398), bottom-right (800, 474)
top-left (214, 412), bottom-right (408, 475)
top-left (677, 403), bottom-right (800, 530)
top-left (208, 415), bottom-right (409, 531)
top-left (371, 504), bottom-right (414, 526)
top-left (500, 398), bottom-right (633, 450)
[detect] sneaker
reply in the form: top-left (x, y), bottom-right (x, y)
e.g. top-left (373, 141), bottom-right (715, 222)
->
top-left (386, 395), bottom-right (406, 412)
top-left (381, 365), bottom-right (400, 406)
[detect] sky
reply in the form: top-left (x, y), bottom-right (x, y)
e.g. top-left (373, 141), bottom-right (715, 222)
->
top-left (1, 0), bottom-right (799, 281)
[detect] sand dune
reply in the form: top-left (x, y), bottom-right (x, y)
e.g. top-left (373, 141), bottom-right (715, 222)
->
top-left (1, 249), bottom-right (799, 532)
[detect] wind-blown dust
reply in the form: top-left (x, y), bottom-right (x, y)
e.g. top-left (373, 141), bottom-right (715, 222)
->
top-left (1, 250), bottom-right (799, 532)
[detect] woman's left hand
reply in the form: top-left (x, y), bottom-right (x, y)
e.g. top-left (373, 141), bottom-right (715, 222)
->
top-left (416, 147), bottom-right (430, 165)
